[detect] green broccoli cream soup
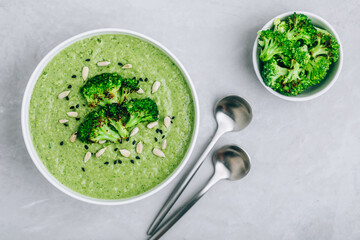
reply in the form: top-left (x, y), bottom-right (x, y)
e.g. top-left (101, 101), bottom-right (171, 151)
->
top-left (29, 34), bottom-right (196, 200)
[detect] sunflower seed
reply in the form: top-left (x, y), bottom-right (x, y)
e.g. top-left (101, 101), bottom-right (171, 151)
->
top-left (137, 88), bottom-right (144, 94)
top-left (120, 149), bottom-right (130, 157)
top-left (147, 121), bottom-right (158, 129)
top-left (59, 119), bottom-right (69, 123)
top-left (82, 66), bottom-right (89, 80)
top-left (153, 148), bottom-right (165, 158)
top-left (136, 142), bottom-right (143, 154)
top-left (70, 132), bottom-right (77, 142)
top-left (84, 152), bottom-right (91, 163)
top-left (164, 116), bottom-right (171, 128)
top-left (67, 112), bottom-right (78, 117)
top-left (161, 139), bottom-right (167, 150)
top-left (58, 91), bottom-right (70, 99)
top-left (96, 147), bottom-right (107, 157)
top-left (122, 64), bottom-right (132, 69)
top-left (98, 140), bottom-right (106, 144)
top-left (97, 61), bottom-right (111, 67)
top-left (152, 81), bottom-right (161, 93)
top-left (130, 127), bottom-right (139, 137)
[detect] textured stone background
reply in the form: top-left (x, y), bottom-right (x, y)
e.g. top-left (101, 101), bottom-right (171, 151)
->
top-left (1, 0), bottom-right (359, 239)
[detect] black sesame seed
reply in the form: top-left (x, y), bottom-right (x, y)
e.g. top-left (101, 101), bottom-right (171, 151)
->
top-left (65, 96), bottom-right (69, 101)
top-left (104, 161), bottom-right (109, 165)
top-left (118, 160), bottom-right (122, 164)
top-left (114, 160), bottom-right (117, 164)
top-left (139, 78), bottom-right (143, 81)
top-left (144, 78), bottom-right (148, 82)
top-left (132, 140), bottom-right (136, 145)
top-left (162, 135), bottom-right (165, 139)
top-left (85, 58), bottom-right (90, 62)
top-left (60, 141), bottom-right (64, 146)
top-left (155, 137), bottom-right (158, 142)
top-left (68, 85), bottom-right (72, 89)
top-left (126, 138), bottom-right (129, 142)
top-left (76, 118), bottom-right (81, 121)
top-left (83, 104), bottom-right (86, 107)
top-left (114, 148), bottom-right (118, 152)
top-left (118, 62), bottom-right (123, 66)
top-left (156, 129), bottom-right (159, 133)
top-left (130, 160), bottom-right (134, 164)
top-left (72, 75), bottom-right (76, 78)
top-left (159, 130), bottom-right (163, 134)
top-left (84, 145), bottom-right (89, 149)
top-left (76, 104), bottom-right (79, 108)
top-left (70, 106), bottom-right (75, 109)
top-left (136, 156), bottom-right (140, 159)
top-left (82, 167), bottom-right (85, 172)
top-left (132, 77), bottom-right (136, 80)
top-left (171, 116), bottom-right (175, 119)
top-left (63, 123), bottom-right (68, 127)
top-left (171, 121), bottom-right (173, 124)
top-left (118, 139), bottom-right (122, 144)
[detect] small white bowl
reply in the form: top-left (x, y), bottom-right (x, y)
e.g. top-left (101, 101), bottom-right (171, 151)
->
top-left (21, 29), bottom-right (200, 205)
top-left (252, 11), bottom-right (343, 101)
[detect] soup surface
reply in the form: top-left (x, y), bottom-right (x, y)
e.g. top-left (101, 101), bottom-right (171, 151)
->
top-left (29, 34), bottom-right (195, 199)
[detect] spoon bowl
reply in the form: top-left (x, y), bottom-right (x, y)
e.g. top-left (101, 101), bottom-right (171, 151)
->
top-left (215, 95), bottom-right (253, 132)
top-left (213, 145), bottom-right (251, 181)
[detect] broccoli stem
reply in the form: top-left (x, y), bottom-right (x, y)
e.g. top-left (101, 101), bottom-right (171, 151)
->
top-left (119, 90), bottom-right (129, 104)
top-left (311, 45), bottom-right (329, 58)
top-left (110, 120), bottom-right (129, 138)
top-left (96, 125), bottom-right (121, 142)
top-left (283, 61), bottom-right (301, 84)
top-left (260, 39), bottom-right (283, 61)
top-left (310, 36), bottom-right (329, 58)
top-left (125, 115), bottom-right (141, 129)
top-left (270, 67), bottom-right (288, 86)
top-left (99, 98), bottom-right (118, 106)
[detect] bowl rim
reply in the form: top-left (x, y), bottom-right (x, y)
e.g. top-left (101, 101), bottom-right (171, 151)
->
top-left (252, 11), bottom-right (344, 101)
top-left (21, 28), bottom-right (200, 205)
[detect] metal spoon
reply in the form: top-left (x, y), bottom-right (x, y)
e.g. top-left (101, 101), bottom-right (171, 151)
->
top-left (147, 95), bottom-right (252, 235)
top-left (149, 145), bottom-right (251, 240)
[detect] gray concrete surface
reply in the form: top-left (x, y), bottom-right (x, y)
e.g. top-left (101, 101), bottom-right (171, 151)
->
top-left (1, 0), bottom-right (360, 239)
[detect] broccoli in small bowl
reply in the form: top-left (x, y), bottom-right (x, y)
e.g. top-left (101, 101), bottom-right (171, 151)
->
top-left (252, 12), bottom-right (343, 101)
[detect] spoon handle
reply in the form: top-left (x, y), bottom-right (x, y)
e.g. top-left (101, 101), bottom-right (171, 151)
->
top-left (147, 126), bottom-right (226, 235)
top-left (148, 173), bottom-right (222, 240)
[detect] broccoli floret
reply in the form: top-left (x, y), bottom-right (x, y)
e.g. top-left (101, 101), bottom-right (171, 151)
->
top-left (80, 73), bottom-right (122, 107)
top-left (119, 78), bottom-right (140, 103)
top-left (280, 44), bottom-right (311, 67)
top-left (258, 12), bottom-right (340, 96)
top-left (304, 56), bottom-right (331, 86)
top-left (77, 110), bottom-right (121, 143)
top-left (283, 13), bottom-right (317, 44)
top-left (310, 30), bottom-right (340, 63)
top-left (124, 98), bottom-right (159, 129)
top-left (263, 59), bottom-right (306, 96)
top-left (101, 103), bottom-right (129, 139)
top-left (258, 30), bottom-right (289, 62)
top-left (81, 73), bottom-right (141, 107)
top-left (283, 60), bottom-right (302, 83)
top-left (293, 45), bottom-right (311, 65)
top-left (262, 58), bottom-right (288, 89)
top-left (273, 18), bottom-right (288, 33)
top-left (278, 60), bottom-right (305, 96)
